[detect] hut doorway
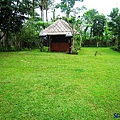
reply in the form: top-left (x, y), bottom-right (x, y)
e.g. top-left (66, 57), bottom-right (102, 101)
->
top-left (50, 35), bottom-right (71, 52)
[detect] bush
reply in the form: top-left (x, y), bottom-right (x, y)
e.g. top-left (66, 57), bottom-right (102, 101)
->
top-left (0, 46), bottom-right (8, 52)
top-left (111, 46), bottom-right (120, 52)
top-left (43, 47), bottom-right (49, 52)
top-left (72, 48), bottom-right (78, 55)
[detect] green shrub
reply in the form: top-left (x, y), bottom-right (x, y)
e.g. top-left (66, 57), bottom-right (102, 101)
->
top-left (72, 48), bottom-right (78, 54)
top-left (111, 46), bottom-right (120, 52)
top-left (43, 47), bottom-right (49, 52)
top-left (0, 46), bottom-right (8, 52)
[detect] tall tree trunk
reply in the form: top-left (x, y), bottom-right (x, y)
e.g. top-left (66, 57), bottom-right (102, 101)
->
top-left (41, 9), bottom-right (44, 21)
top-left (46, 9), bottom-right (48, 21)
top-left (84, 26), bottom-right (88, 40)
top-left (5, 31), bottom-right (10, 51)
top-left (96, 37), bottom-right (99, 48)
top-left (66, 12), bottom-right (69, 18)
top-left (32, 0), bottom-right (35, 19)
top-left (79, 33), bottom-right (82, 48)
top-left (53, 8), bottom-right (55, 21)
top-left (118, 35), bottom-right (120, 50)
top-left (89, 28), bottom-right (92, 40)
top-left (0, 32), bottom-right (6, 40)
top-left (39, 5), bottom-right (44, 21)
top-left (42, 10), bottom-right (44, 21)
top-left (97, 41), bottom-right (99, 48)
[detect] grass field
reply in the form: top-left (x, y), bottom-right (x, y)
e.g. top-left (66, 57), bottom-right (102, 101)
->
top-left (0, 47), bottom-right (120, 120)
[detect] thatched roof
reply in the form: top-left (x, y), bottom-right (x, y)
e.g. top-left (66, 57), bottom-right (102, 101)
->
top-left (39, 19), bottom-right (75, 36)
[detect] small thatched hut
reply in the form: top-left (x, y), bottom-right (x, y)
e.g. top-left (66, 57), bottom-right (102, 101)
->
top-left (39, 19), bottom-right (75, 53)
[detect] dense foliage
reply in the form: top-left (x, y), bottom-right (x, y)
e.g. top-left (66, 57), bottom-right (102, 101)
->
top-left (108, 8), bottom-right (120, 51)
top-left (0, 0), bottom-right (120, 52)
top-left (0, 0), bottom-right (32, 50)
top-left (56, 0), bottom-right (83, 17)
top-left (92, 14), bottom-right (106, 47)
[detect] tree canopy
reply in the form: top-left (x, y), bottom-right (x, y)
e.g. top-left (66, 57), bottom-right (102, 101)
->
top-left (108, 8), bottom-right (120, 51)
top-left (0, 0), bottom-right (33, 50)
top-left (0, 0), bottom-right (32, 40)
top-left (0, 0), bottom-right (120, 52)
top-left (56, 0), bottom-right (83, 17)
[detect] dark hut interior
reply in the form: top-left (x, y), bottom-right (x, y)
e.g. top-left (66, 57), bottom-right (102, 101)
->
top-left (49, 35), bottom-right (72, 52)
top-left (39, 19), bottom-right (75, 53)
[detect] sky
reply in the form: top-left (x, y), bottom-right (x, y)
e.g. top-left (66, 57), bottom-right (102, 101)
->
top-left (75, 0), bottom-right (120, 15)
top-left (37, 0), bottom-right (120, 21)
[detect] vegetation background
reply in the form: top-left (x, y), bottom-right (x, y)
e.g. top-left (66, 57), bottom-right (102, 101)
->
top-left (0, 0), bottom-right (120, 52)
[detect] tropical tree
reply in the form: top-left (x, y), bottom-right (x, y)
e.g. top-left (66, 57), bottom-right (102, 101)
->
top-left (32, 0), bottom-right (35, 19)
top-left (16, 19), bottom-right (37, 48)
top-left (82, 9), bottom-right (98, 40)
top-left (92, 14), bottom-right (106, 47)
top-left (56, 0), bottom-right (83, 18)
top-left (45, 0), bottom-right (55, 21)
top-left (0, 0), bottom-right (32, 50)
top-left (74, 17), bottom-right (83, 49)
top-left (62, 16), bottom-right (82, 53)
top-left (36, 0), bottom-right (54, 21)
top-left (103, 23), bottom-right (113, 46)
top-left (108, 7), bottom-right (120, 51)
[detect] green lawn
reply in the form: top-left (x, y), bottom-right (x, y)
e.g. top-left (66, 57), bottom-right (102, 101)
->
top-left (0, 47), bottom-right (120, 120)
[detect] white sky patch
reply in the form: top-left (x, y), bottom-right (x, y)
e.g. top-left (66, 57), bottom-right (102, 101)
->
top-left (36, 0), bottom-right (120, 21)
top-left (76, 0), bottom-right (120, 15)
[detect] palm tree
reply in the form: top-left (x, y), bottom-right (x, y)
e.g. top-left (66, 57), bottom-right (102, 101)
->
top-left (82, 9), bottom-right (98, 40)
top-left (37, 0), bottom-right (54, 21)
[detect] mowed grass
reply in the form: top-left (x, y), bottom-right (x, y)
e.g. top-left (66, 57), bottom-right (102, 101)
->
top-left (0, 47), bottom-right (120, 120)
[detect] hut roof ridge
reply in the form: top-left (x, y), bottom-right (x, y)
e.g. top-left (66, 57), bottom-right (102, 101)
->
top-left (39, 19), bottom-right (74, 36)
